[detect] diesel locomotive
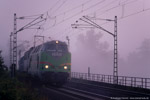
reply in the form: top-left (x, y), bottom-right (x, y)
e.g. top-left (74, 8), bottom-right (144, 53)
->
top-left (19, 40), bottom-right (71, 85)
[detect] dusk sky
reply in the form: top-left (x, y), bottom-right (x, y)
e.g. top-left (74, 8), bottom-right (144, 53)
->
top-left (0, 0), bottom-right (150, 77)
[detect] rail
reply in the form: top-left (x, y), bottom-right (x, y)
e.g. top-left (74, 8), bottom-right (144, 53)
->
top-left (71, 72), bottom-right (150, 89)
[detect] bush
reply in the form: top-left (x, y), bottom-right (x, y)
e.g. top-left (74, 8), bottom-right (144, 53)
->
top-left (0, 74), bottom-right (41, 100)
top-left (0, 50), bottom-right (40, 100)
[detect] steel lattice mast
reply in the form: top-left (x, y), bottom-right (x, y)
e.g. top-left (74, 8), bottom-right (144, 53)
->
top-left (72, 16), bottom-right (118, 84)
top-left (11, 13), bottom-right (46, 78)
top-left (10, 32), bottom-right (13, 70)
top-left (113, 16), bottom-right (118, 84)
top-left (12, 13), bottom-right (17, 77)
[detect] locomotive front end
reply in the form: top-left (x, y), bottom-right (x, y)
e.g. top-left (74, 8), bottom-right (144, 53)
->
top-left (40, 40), bottom-right (71, 85)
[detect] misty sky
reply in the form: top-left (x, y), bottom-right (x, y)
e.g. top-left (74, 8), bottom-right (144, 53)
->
top-left (0, 0), bottom-right (150, 77)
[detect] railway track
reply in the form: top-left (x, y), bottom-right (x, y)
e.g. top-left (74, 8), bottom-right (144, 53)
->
top-left (64, 79), bottom-right (150, 99)
top-left (44, 85), bottom-right (108, 100)
top-left (62, 86), bottom-right (110, 100)
top-left (41, 79), bottom-right (150, 100)
top-left (18, 72), bottom-right (150, 100)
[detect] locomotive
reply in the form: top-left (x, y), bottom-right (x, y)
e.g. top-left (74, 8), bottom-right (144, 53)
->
top-left (19, 40), bottom-right (71, 85)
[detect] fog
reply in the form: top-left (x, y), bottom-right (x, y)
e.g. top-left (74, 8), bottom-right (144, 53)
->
top-left (0, 0), bottom-right (150, 78)
top-left (72, 29), bottom-right (150, 78)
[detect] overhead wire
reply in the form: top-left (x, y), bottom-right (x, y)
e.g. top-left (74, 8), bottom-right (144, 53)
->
top-left (51, 0), bottom-right (123, 40)
top-left (65, 0), bottom-right (150, 42)
top-left (48, 0), bottom-right (121, 40)
top-left (84, 4), bottom-right (150, 28)
top-left (119, 7), bottom-right (150, 20)
top-left (49, 0), bottom-right (68, 15)
top-left (65, 0), bottom-right (105, 17)
top-left (85, 0), bottom-right (119, 17)
top-left (43, 0), bottom-right (106, 31)
top-left (42, 0), bottom-right (94, 35)
top-left (92, 0), bottom-right (150, 22)
top-left (41, 0), bottom-right (69, 31)
top-left (45, 0), bottom-right (68, 19)
top-left (142, 0), bottom-right (145, 11)
top-left (17, 0), bottom-right (134, 42)
top-left (51, 26), bottom-right (72, 39)
top-left (75, 0), bottom-right (138, 27)
top-left (55, 0), bottom-right (119, 40)
top-left (18, 0), bottom-right (65, 51)
top-left (54, 0), bottom-right (92, 17)
top-left (26, 0), bottom-right (150, 42)
top-left (68, 29), bottom-right (85, 40)
top-left (18, 14), bottom-right (43, 19)
top-left (57, 28), bottom-right (79, 41)
top-left (95, 0), bottom-right (138, 17)
top-left (57, 28), bottom-right (73, 40)
top-left (18, 0), bottom-right (63, 32)
top-left (43, 0), bottom-right (93, 37)
top-left (34, 0), bottom-right (64, 32)
top-left (44, 0), bottom-right (62, 14)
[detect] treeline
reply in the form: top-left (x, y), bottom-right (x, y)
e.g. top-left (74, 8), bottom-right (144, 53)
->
top-left (0, 50), bottom-right (45, 100)
top-left (72, 29), bottom-right (150, 77)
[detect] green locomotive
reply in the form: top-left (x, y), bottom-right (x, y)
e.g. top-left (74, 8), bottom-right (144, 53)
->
top-left (19, 40), bottom-right (71, 85)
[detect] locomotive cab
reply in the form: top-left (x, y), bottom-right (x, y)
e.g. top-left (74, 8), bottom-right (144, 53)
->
top-left (19, 40), bottom-right (71, 86)
top-left (40, 41), bottom-right (71, 85)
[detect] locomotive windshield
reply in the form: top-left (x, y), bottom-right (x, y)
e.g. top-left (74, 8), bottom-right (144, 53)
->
top-left (45, 43), bottom-right (68, 52)
top-left (57, 44), bottom-right (68, 52)
top-left (45, 44), bottom-right (56, 50)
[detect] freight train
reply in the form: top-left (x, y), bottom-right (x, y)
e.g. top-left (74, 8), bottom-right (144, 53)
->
top-left (19, 40), bottom-right (71, 86)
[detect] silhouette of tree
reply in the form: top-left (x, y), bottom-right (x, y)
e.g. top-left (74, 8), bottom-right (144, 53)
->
top-left (0, 50), bottom-right (4, 66)
top-left (72, 29), bottom-right (114, 74)
top-left (0, 50), bottom-right (7, 76)
top-left (138, 38), bottom-right (150, 59)
top-left (126, 38), bottom-right (150, 77)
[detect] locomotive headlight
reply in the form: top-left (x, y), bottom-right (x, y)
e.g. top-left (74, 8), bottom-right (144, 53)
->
top-left (45, 65), bottom-right (49, 69)
top-left (64, 66), bottom-right (68, 70)
top-left (56, 40), bottom-right (59, 44)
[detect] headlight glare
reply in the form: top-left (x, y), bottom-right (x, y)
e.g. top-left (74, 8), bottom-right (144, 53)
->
top-left (64, 66), bottom-right (67, 70)
top-left (45, 65), bottom-right (49, 69)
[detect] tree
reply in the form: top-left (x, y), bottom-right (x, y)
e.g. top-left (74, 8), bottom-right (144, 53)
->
top-left (0, 50), bottom-right (7, 76)
top-left (126, 38), bottom-right (150, 77)
top-left (138, 38), bottom-right (150, 60)
top-left (72, 29), bottom-right (114, 74)
top-left (0, 50), bottom-right (4, 66)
